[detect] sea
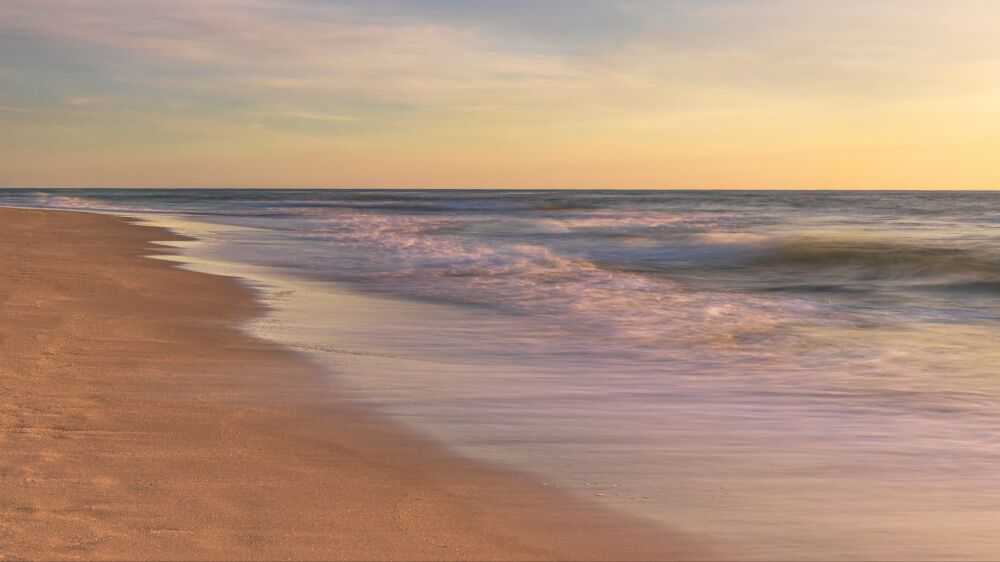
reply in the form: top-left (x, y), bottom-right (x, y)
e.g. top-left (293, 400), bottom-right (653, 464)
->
top-left (2, 189), bottom-right (998, 559)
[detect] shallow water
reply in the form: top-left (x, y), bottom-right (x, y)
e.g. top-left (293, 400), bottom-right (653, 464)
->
top-left (5, 189), bottom-right (999, 559)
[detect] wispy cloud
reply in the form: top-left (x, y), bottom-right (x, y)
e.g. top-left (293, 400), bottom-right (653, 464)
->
top-left (0, 105), bottom-right (38, 113)
top-left (270, 111), bottom-right (363, 123)
top-left (65, 96), bottom-right (102, 107)
top-left (2, 0), bottom-right (999, 187)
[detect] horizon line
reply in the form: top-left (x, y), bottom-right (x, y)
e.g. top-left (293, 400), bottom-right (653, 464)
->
top-left (1, 187), bottom-right (998, 192)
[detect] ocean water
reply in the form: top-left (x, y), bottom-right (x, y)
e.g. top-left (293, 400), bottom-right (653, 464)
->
top-left (3, 189), bottom-right (999, 559)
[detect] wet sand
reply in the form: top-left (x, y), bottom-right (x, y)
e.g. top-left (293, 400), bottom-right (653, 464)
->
top-left (0, 207), bottom-right (706, 560)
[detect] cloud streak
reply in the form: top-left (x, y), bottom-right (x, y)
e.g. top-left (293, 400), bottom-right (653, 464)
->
top-left (1, 0), bottom-right (999, 188)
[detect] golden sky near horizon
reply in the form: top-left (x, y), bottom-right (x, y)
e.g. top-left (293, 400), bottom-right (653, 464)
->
top-left (2, 1), bottom-right (999, 189)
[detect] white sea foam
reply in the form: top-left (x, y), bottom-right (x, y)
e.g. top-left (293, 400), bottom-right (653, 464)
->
top-left (30, 192), bottom-right (157, 213)
top-left (282, 207), bottom-right (804, 352)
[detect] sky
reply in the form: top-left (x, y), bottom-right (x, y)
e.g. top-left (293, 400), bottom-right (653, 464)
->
top-left (1, 0), bottom-right (999, 189)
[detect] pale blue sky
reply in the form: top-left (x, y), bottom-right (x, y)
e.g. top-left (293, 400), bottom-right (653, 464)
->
top-left (2, 1), bottom-right (999, 188)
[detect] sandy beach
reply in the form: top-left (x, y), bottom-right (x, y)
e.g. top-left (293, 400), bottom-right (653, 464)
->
top-left (0, 206), bottom-right (703, 560)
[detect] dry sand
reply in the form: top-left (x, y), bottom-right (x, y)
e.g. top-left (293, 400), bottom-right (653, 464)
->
top-left (0, 207), bottom-right (707, 560)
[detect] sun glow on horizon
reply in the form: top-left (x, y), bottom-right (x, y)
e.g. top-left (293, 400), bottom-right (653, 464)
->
top-left (2, 1), bottom-right (999, 189)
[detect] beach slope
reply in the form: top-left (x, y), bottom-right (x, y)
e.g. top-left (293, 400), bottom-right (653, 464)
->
top-left (0, 207), bottom-right (701, 560)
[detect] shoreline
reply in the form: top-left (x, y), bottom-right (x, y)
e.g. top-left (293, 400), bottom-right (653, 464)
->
top-left (0, 206), bottom-right (706, 560)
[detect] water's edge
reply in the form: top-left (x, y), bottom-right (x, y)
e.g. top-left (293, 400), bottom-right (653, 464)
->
top-left (4, 190), bottom-right (999, 561)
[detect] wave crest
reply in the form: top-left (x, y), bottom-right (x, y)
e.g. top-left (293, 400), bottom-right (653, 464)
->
top-left (752, 236), bottom-right (1000, 290)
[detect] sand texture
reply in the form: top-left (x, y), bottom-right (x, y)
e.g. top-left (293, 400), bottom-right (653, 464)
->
top-left (0, 207), bottom-right (704, 560)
